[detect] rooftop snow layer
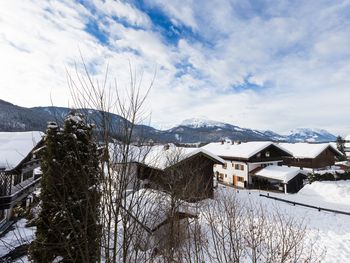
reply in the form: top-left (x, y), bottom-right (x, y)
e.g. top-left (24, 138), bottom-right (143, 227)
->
top-left (279, 142), bottom-right (342, 159)
top-left (0, 131), bottom-right (43, 170)
top-left (202, 141), bottom-right (291, 159)
top-left (125, 188), bottom-right (197, 231)
top-left (142, 144), bottom-right (225, 170)
top-left (110, 143), bottom-right (225, 170)
top-left (255, 165), bottom-right (304, 183)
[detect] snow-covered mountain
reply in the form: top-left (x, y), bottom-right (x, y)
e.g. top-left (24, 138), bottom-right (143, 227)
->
top-left (0, 100), bottom-right (337, 143)
top-left (180, 118), bottom-right (228, 128)
top-left (176, 118), bottom-right (337, 143)
top-left (286, 128), bottom-right (337, 143)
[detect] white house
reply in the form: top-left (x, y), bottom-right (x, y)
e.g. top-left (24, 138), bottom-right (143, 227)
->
top-left (202, 141), bottom-right (293, 188)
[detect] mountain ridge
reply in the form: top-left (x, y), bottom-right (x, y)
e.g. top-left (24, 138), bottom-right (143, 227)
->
top-left (0, 100), bottom-right (337, 143)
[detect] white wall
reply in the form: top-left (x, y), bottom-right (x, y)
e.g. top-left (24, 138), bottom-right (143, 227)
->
top-left (214, 160), bottom-right (248, 187)
top-left (214, 160), bottom-right (282, 188)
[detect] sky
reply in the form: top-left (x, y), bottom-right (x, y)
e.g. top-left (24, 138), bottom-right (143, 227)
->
top-left (0, 0), bottom-right (350, 135)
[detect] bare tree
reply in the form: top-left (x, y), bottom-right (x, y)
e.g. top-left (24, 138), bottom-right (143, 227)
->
top-left (67, 59), bottom-right (155, 263)
top-left (202, 192), bottom-right (325, 263)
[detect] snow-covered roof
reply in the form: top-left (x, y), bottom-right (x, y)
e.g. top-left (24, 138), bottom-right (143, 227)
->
top-left (202, 141), bottom-right (292, 160)
top-left (110, 143), bottom-right (225, 170)
top-left (0, 131), bottom-right (43, 171)
top-left (278, 142), bottom-right (342, 159)
top-left (141, 144), bottom-right (225, 170)
top-left (125, 189), bottom-right (196, 231)
top-left (345, 134), bottom-right (350, 141)
top-left (255, 165), bottom-right (304, 183)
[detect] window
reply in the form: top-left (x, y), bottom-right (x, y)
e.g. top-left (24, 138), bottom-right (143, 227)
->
top-left (218, 173), bottom-right (224, 181)
top-left (225, 174), bottom-right (227, 178)
top-left (238, 176), bottom-right (244, 182)
top-left (235, 164), bottom-right (244, 170)
top-left (257, 152), bottom-right (261, 158)
top-left (223, 163), bottom-right (227, 169)
top-left (265, 151), bottom-right (270, 157)
top-left (23, 170), bottom-right (33, 181)
top-left (13, 174), bottom-right (21, 186)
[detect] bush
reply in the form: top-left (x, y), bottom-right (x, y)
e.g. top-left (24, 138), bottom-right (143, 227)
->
top-left (308, 172), bottom-right (350, 183)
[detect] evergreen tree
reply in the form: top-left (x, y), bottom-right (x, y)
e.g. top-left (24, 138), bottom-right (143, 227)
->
top-left (29, 112), bottom-right (101, 262)
top-left (336, 135), bottom-right (347, 161)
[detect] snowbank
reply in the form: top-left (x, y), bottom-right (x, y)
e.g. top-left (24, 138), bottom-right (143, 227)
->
top-left (298, 180), bottom-right (350, 206)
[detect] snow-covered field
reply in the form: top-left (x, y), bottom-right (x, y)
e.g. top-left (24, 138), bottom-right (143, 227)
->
top-left (215, 181), bottom-right (350, 262)
top-left (1, 181), bottom-right (350, 262)
top-left (0, 219), bottom-right (35, 260)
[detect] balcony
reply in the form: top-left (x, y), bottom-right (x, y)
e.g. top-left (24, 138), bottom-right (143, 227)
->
top-left (0, 175), bottom-right (41, 210)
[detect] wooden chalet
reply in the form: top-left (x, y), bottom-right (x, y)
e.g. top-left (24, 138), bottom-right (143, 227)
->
top-left (279, 143), bottom-right (343, 170)
top-left (0, 132), bottom-right (43, 230)
top-left (130, 144), bottom-right (225, 202)
top-left (122, 189), bottom-right (197, 251)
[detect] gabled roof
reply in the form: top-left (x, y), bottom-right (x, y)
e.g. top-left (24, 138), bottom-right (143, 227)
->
top-left (278, 142), bottom-right (343, 159)
top-left (110, 143), bottom-right (225, 170)
top-left (0, 131), bottom-right (43, 171)
top-left (202, 141), bottom-right (292, 160)
top-left (141, 144), bottom-right (225, 170)
top-left (124, 189), bottom-right (197, 233)
top-left (255, 165), bottom-right (304, 183)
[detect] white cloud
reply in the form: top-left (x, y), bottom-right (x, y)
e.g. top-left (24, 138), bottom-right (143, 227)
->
top-left (0, 0), bottom-right (349, 136)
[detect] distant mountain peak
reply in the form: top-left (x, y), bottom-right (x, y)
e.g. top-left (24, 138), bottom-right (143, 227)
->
top-left (180, 118), bottom-right (228, 128)
top-left (287, 127), bottom-right (336, 142)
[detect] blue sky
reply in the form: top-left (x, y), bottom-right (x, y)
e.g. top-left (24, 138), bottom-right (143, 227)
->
top-left (0, 0), bottom-right (350, 135)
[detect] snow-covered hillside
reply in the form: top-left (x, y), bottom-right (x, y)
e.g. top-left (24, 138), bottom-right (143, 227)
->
top-left (287, 128), bottom-right (337, 142)
top-left (180, 118), bottom-right (228, 128)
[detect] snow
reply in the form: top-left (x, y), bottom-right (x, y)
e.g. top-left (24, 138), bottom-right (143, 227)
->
top-left (279, 142), bottom-right (342, 159)
top-left (0, 131), bottom-right (43, 170)
top-left (139, 144), bottom-right (225, 170)
top-left (202, 141), bottom-right (292, 159)
top-left (345, 133), bottom-right (350, 141)
top-left (213, 182), bottom-right (350, 262)
top-left (255, 165), bottom-right (304, 183)
top-left (180, 118), bottom-right (227, 128)
top-left (125, 189), bottom-right (196, 231)
top-left (0, 219), bottom-right (35, 257)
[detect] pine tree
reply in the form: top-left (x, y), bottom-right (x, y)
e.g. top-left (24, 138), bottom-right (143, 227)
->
top-left (29, 112), bottom-right (101, 262)
top-left (336, 135), bottom-right (346, 161)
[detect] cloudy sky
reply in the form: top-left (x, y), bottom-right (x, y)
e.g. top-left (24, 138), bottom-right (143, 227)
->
top-left (0, 0), bottom-right (350, 135)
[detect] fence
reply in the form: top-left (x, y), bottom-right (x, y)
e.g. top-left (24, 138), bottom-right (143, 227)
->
top-left (259, 194), bottom-right (350, 216)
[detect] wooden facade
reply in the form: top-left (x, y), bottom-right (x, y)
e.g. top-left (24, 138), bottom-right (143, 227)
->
top-left (283, 147), bottom-right (341, 169)
top-left (137, 153), bottom-right (219, 202)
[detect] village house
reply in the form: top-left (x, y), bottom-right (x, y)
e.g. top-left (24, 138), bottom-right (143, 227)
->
top-left (0, 131), bottom-right (43, 231)
top-left (123, 188), bottom-right (197, 251)
top-left (202, 141), bottom-right (293, 190)
top-left (279, 142), bottom-right (343, 171)
top-left (114, 144), bottom-right (225, 202)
